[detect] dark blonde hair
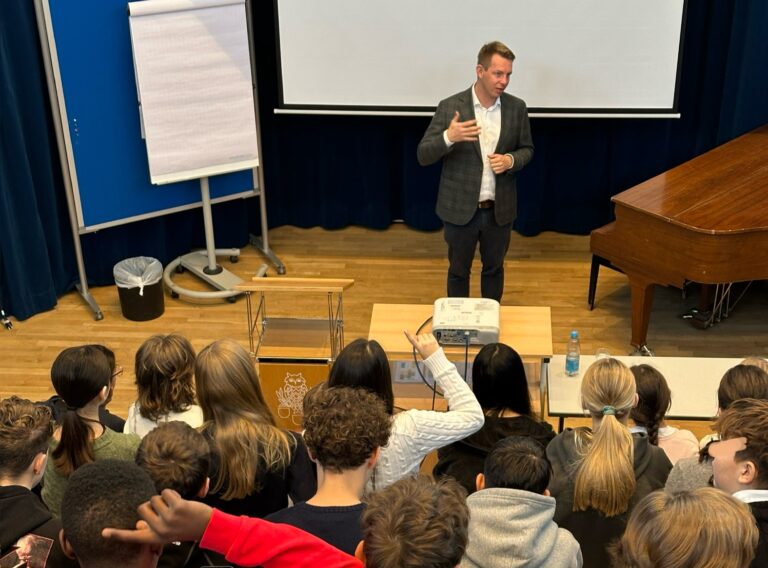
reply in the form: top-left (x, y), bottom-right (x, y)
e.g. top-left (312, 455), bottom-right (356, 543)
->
top-left (135, 421), bottom-right (211, 499)
top-left (50, 345), bottom-right (112, 475)
top-left (362, 476), bottom-right (469, 568)
top-left (134, 333), bottom-right (196, 421)
top-left (0, 397), bottom-right (53, 477)
top-left (611, 488), bottom-right (758, 568)
top-left (741, 356), bottom-right (768, 373)
top-left (477, 41), bottom-right (515, 68)
top-left (573, 357), bottom-right (636, 516)
top-left (302, 385), bottom-right (391, 473)
top-left (195, 339), bottom-right (293, 500)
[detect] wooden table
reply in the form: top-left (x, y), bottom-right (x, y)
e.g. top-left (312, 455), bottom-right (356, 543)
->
top-left (368, 304), bottom-right (553, 406)
top-left (547, 354), bottom-right (742, 431)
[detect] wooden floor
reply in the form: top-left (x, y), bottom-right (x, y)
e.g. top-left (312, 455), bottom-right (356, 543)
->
top-left (1, 224), bottom-right (765, 439)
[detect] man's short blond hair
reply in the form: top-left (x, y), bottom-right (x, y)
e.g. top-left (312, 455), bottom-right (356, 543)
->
top-left (477, 41), bottom-right (515, 68)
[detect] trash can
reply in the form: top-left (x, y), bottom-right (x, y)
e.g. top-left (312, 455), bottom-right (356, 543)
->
top-left (113, 257), bottom-right (164, 321)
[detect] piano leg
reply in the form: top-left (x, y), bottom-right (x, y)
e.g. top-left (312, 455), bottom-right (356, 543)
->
top-left (629, 276), bottom-right (655, 353)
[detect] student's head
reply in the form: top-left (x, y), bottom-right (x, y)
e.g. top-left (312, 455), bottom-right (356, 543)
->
top-left (741, 356), bottom-right (768, 374)
top-left (630, 364), bottom-right (671, 446)
top-left (135, 421), bottom-right (211, 499)
top-left (477, 41), bottom-right (515, 68)
top-left (574, 357), bottom-right (637, 517)
top-left (359, 476), bottom-right (469, 568)
top-left (195, 339), bottom-right (273, 424)
top-left (302, 385), bottom-right (391, 474)
top-left (471, 343), bottom-right (532, 416)
top-left (479, 436), bottom-right (551, 494)
top-left (60, 460), bottom-right (160, 568)
top-left (93, 345), bottom-right (119, 405)
top-left (717, 364), bottom-right (768, 411)
top-left (134, 333), bottom-right (196, 421)
top-left (194, 339), bottom-right (292, 500)
top-left (51, 345), bottom-right (112, 410)
top-left (0, 396), bottom-right (52, 486)
top-left (611, 488), bottom-right (758, 568)
top-left (710, 398), bottom-right (768, 493)
top-left (327, 338), bottom-right (394, 415)
top-left (50, 345), bottom-right (113, 475)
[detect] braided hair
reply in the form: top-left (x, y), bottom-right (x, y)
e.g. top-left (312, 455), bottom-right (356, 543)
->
top-left (629, 365), bottom-right (671, 446)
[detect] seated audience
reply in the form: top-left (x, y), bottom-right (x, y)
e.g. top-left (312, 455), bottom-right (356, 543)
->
top-left (629, 364), bottom-right (698, 465)
top-left (0, 396), bottom-right (77, 567)
top-left (434, 342), bottom-right (554, 494)
top-left (42, 345), bottom-right (141, 517)
top-left (41, 344), bottom-right (126, 432)
top-left (611, 488), bottom-right (758, 568)
top-left (104, 475), bottom-right (468, 568)
top-left (195, 339), bottom-right (316, 517)
top-left (665, 363), bottom-right (768, 493)
top-left (135, 421), bottom-right (229, 567)
top-left (60, 460), bottom-right (160, 567)
top-left (546, 358), bottom-right (671, 566)
top-left (267, 385), bottom-right (391, 554)
top-left (709, 398), bottom-right (768, 567)
top-left (125, 333), bottom-right (203, 437)
top-left (328, 332), bottom-right (484, 492)
top-left (461, 436), bottom-right (582, 568)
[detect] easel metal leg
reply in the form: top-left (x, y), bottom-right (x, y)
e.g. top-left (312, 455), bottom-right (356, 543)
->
top-left (250, 234), bottom-right (286, 275)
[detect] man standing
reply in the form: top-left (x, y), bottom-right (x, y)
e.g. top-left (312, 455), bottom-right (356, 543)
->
top-left (417, 41), bottom-right (534, 302)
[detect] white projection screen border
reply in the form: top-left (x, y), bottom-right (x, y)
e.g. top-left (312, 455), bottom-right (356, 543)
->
top-left (274, 0), bottom-right (686, 118)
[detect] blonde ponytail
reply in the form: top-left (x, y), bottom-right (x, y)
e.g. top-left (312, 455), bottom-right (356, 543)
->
top-left (573, 358), bottom-right (636, 516)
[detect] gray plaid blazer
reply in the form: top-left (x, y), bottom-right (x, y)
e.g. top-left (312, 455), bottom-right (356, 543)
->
top-left (417, 87), bottom-right (534, 226)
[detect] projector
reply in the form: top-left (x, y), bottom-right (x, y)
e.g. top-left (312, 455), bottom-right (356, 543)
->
top-left (431, 297), bottom-right (500, 346)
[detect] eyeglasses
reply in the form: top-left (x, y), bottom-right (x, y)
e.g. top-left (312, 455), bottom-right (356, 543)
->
top-left (112, 366), bottom-right (124, 378)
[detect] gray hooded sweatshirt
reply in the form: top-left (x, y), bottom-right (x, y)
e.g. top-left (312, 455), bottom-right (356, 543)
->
top-left (461, 488), bottom-right (583, 568)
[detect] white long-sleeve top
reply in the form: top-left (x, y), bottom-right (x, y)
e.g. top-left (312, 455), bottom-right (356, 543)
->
top-left (367, 348), bottom-right (484, 492)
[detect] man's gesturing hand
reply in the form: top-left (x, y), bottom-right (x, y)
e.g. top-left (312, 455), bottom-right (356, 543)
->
top-left (446, 111), bottom-right (481, 143)
top-left (488, 153), bottom-right (513, 174)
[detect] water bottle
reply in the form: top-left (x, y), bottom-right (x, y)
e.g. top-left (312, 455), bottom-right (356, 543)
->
top-left (565, 330), bottom-right (580, 376)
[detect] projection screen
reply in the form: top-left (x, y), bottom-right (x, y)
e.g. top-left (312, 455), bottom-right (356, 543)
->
top-left (275, 0), bottom-right (686, 117)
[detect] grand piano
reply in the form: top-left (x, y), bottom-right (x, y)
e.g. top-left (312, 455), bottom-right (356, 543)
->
top-left (590, 124), bottom-right (768, 352)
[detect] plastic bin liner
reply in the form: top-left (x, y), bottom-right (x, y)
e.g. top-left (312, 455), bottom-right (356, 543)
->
top-left (113, 257), bottom-right (162, 296)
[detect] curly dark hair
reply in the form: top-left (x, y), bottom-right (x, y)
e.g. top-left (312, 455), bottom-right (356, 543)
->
top-left (302, 385), bottom-right (391, 473)
top-left (61, 460), bottom-right (157, 566)
top-left (0, 397), bottom-right (52, 477)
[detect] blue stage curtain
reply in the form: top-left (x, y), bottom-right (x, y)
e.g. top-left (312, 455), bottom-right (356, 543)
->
top-left (0, 0), bottom-right (76, 320)
top-left (2, 1), bottom-right (767, 319)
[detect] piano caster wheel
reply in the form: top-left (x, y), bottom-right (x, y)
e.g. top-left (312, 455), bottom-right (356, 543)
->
top-left (630, 345), bottom-right (655, 357)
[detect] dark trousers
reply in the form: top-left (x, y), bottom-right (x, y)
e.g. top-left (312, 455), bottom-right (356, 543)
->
top-left (443, 208), bottom-right (511, 302)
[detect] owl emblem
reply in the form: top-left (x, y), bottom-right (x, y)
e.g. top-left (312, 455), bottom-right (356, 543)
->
top-left (276, 372), bottom-right (309, 426)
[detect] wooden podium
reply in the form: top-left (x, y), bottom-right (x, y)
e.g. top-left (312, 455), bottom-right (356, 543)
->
top-left (235, 277), bottom-right (354, 429)
top-left (368, 303), bottom-right (553, 411)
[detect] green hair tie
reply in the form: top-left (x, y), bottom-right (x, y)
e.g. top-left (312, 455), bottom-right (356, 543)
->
top-left (602, 405), bottom-right (616, 416)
